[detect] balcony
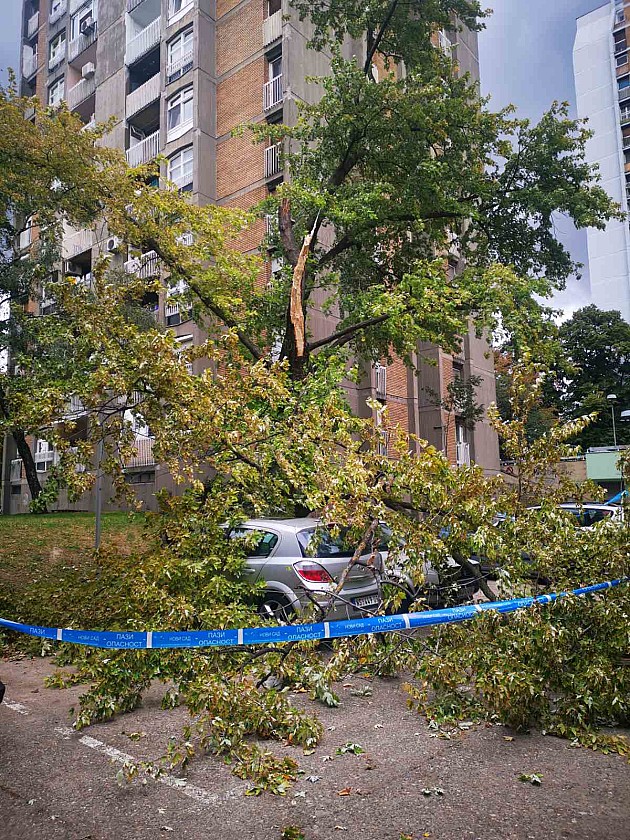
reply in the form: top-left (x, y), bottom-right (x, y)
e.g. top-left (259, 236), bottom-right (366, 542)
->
top-left (456, 441), bottom-right (471, 467)
top-left (10, 459), bottom-right (23, 482)
top-left (623, 136), bottom-right (630, 151)
top-left (126, 130), bottom-right (160, 166)
top-left (49, 48), bottom-right (66, 72)
top-left (49, 0), bottom-right (67, 25)
top-left (27, 11), bottom-right (39, 39)
top-left (263, 10), bottom-right (282, 47)
top-left (67, 76), bottom-right (96, 110)
top-left (19, 225), bottom-right (33, 251)
top-left (264, 143), bottom-right (282, 178)
top-left (124, 437), bottom-right (156, 469)
top-left (621, 107), bottom-right (630, 125)
top-left (374, 363), bottom-right (387, 400)
top-left (263, 74), bottom-right (283, 111)
top-left (126, 18), bottom-right (161, 66)
top-left (127, 73), bottom-right (161, 118)
top-left (22, 52), bottom-right (38, 79)
top-left (62, 228), bottom-right (93, 259)
top-left (619, 86), bottom-right (630, 104)
top-left (68, 20), bottom-right (98, 63)
top-left (128, 0), bottom-right (147, 11)
top-left (166, 48), bottom-right (193, 83)
top-left (124, 250), bottom-right (160, 278)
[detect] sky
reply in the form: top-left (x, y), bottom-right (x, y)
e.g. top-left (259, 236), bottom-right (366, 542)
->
top-left (0, 0), bottom-right (608, 316)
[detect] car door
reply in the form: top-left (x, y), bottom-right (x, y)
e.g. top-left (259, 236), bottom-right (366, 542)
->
top-left (228, 527), bottom-right (280, 581)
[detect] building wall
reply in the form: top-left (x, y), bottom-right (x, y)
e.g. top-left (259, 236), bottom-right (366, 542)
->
top-left (574, 1), bottom-right (630, 322)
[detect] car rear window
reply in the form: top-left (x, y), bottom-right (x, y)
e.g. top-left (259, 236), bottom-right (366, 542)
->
top-left (297, 527), bottom-right (356, 558)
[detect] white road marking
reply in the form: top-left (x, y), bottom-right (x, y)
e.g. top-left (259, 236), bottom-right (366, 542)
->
top-left (3, 700), bottom-right (29, 715)
top-left (54, 727), bottom-right (234, 806)
top-left (5, 698), bottom-right (238, 806)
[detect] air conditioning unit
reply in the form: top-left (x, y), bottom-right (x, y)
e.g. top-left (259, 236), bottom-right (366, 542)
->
top-left (106, 236), bottom-right (121, 252)
top-left (80, 17), bottom-right (95, 35)
top-left (81, 62), bottom-right (95, 79)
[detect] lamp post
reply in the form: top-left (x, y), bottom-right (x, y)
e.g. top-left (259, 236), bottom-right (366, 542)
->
top-left (606, 393), bottom-right (618, 448)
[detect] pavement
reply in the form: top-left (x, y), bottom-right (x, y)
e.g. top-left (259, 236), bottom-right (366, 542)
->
top-left (1, 655), bottom-right (629, 840)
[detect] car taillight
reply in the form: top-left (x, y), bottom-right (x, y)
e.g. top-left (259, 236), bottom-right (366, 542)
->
top-left (293, 561), bottom-right (334, 584)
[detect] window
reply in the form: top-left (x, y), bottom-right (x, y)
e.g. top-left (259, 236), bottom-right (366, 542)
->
top-left (70, 1), bottom-right (95, 41)
top-left (168, 146), bottom-right (193, 189)
top-left (167, 85), bottom-right (193, 140)
top-left (167, 27), bottom-right (193, 82)
top-left (168, 0), bottom-right (193, 23)
top-left (49, 31), bottom-right (66, 68)
top-left (175, 334), bottom-right (194, 372)
top-left (297, 527), bottom-right (355, 558)
top-left (269, 55), bottom-right (282, 81)
top-left (267, 0), bottom-right (281, 15)
top-left (619, 75), bottom-right (630, 90)
top-left (48, 76), bottom-right (65, 107)
top-left (229, 528), bottom-right (279, 558)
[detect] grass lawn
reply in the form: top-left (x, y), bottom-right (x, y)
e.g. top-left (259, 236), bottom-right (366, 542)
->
top-left (0, 512), bottom-right (146, 633)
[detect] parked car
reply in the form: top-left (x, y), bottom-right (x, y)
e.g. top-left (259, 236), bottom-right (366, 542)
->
top-left (226, 518), bottom-right (384, 622)
top-left (473, 503), bottom-right (625, 582)
top-left (375, 524), bottom-right (482, 610)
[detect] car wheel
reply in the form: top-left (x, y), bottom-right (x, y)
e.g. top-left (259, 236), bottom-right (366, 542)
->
top-left (258, 593), bottom-right (296, 624)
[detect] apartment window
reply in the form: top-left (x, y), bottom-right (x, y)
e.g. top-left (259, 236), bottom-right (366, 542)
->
top-left (48, 76), bottom-right (65, 107)
top-left (175, 334), bottom-right (194, 374)
top-left (167, 27), bottom-right (193, 82)
top-left (267, 0), bottom-right (281, 15)
top-left (167, 86), bottom-right (193, 141)
top-left (168, 0), bottom-right (193, 23)
top-left (168, 146), bottom-right (193, 190)
top-left (70, 1), bottom-right (95, 41)
top-left (49, 31), bottom-right (66, 68)
top-left (619, 75), bottom-right (630, 90)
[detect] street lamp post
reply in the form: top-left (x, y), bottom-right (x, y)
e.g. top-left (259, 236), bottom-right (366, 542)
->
top-left (607, 394), bottom-right (618, 448)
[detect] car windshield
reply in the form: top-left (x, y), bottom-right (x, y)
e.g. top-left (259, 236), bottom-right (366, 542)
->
top-left (297, 527), bottom-right (356, 558)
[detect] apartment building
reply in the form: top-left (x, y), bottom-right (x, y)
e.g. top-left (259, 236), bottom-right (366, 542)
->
top-left (1, 0), bottom-right (500, 515)
top-left (574, 0), bottom-right (630, 322)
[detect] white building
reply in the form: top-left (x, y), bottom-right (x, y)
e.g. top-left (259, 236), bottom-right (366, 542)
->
top-left (574, 0), bottom-right (630, 322)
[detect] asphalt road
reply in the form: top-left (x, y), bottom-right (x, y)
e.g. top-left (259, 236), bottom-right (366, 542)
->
top-left (1, 656), bottom-right (629, 840)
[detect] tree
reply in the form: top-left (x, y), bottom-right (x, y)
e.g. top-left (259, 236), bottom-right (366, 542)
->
top-left (3, 2), bottom-right (629, 790)
top-left (0, 79), bottom-right (131, 506)
top-left (556, 305), bottom-right (630, 449)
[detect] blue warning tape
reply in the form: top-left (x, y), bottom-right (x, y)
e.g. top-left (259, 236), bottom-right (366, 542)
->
top-left (0, 578), bottom-right (627, 650)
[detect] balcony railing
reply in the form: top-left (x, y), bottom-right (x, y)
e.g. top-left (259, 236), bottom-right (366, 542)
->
top-left (124, 437), bottom-right (156, 468)
top-left (62, 228), bottom-right (92, 259)
top-left (456, 441), bottom-right (471, 467)
top-left (126, 130), bottom-right (160, 166)
top-left (264, 143), bottom-right (282, 178)
top-left (49, 0), bottom-right (67, 25)
top-left (22, 52), bottom-right (38, 78)
top-left (10, 459), bottom-right (22, 482)
top-left (615, 39), bottom-right (627, 55)
top-left (619, 86), bottom-right (630, 104)
top-left (27, 11), bottom-right (39, 38)
top-left (124, 250), bottom-right (160, 278)
top-left (263, 74), bottom-right (283, 111)
top-left (166, 49), bottom-right (193, 82)
top-left (126, 73), bottom-right (161, 117)
top-left (164, 300), bottom-right (180, 319)
top-left (126, 18), bottom-right (161, 65)
top-left (623, 136), bottom-right (630, 151)
top-left (374, 364), bottom-right (387, 399)
top-left (263, 9), bottom-right (282, 47)
top-left (67, 75), bottom-right (96, 110)
top-left (19, 226), bottom-right (33, 251)
top-left (68, 20), bottom-right (98, 62)
top-left (49, 48), bottom-right (66, 72)
top-left (621, 107), bottom-right (630, 124)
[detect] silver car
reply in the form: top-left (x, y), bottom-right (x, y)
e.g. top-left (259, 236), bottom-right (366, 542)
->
top-left (227, 518), bottom-right (384, 622)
